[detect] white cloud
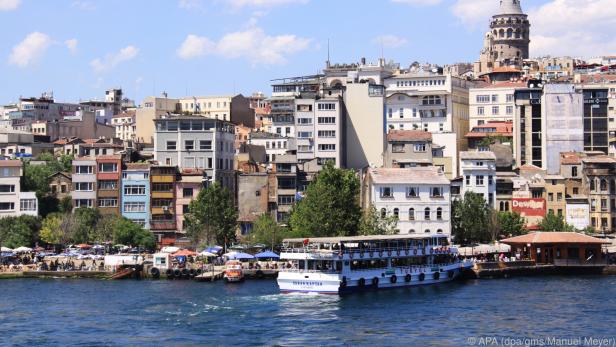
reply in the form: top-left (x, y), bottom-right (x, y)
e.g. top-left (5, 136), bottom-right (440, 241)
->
top-left (0, 0), bottom-right (20, 11)
top-left (90, 45), bottom-right (139, 73)
top-left (179, 0), bottom-right (202, 9)
top-left (65, 39), bottom-right (78, 54)
top-left (8, 32), bottom-right (52, 68)
top-left (391, 0), bottom-right (442, 5)
top-left (372, 35), bottom-right (408, 48)
top-left (450, 0), bottom-right (497, 27)
top-left (177, 26), bottom-right (311, 65)
top-left (225, 0), bottom-right (308, 8)
top-left (528, 0), bottom-right (616, 57)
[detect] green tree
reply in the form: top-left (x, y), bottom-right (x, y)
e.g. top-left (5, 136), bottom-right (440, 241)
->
top-left (498, 211), bottom-right (527, 238)
top-left (0, 216), bottom-right (41, 248)
top-left (359, 205), bottom-right (399, 236)
top-left (71, 208), bottom-right (101, 244)
top-left (185, 183), bottom-right (238, 246)
top-left (22, 153), bottom-right (73, 217)
top-left (58, 196), bottom-right (73, 214)
top-left (40, 214), bottom-right (65, 245)
top-left (289, 162), bottom-right (361, 237)
top-left (112, 218), bottom-right (156, 250)
top-left (247, 214), bottom-right (283, 250)
top-left (538, 210), bottom-right (574, 232)
top-left (91, 214), bottom-right (117, 244)
top-left (452, 192), bottom-right (491, 245)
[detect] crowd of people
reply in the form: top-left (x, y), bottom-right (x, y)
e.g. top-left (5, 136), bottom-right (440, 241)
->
top-left (0, 253), bottom-right (105, 272)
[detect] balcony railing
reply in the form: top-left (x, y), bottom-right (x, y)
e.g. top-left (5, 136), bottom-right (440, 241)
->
top-left (150, 221), bottom-right (177, 230)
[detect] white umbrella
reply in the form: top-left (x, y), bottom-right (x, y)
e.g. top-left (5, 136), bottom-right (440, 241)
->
top-left (200, 251), bottom-right (218, 257)
top-left (161, 246), bottom-right (180, 253)
top-left (14, 246), bottom-right (33, 253)
top-left (1, 247), bottom-right (13, 252)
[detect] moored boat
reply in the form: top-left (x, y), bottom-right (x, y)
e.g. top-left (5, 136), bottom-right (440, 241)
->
top-left (223, 260), bottom-right (244, 283)
top-left (277, 234), bottom-right (473, 295)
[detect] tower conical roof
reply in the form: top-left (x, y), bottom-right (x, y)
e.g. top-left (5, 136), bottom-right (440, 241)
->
top-left (499, 0), bottom-right (523, 15)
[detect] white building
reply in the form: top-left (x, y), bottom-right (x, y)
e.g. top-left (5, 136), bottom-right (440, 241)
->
top-left (248, 132), bottom-right (296, 166)
top-left (469, 82), bottom-right (523, 128)
top-left (363, 167), bottom-right (451, 236)
top-left (459, 151), bottom-right (497, 208)
top-left (111, 111), bottom-right (136, 144)
top-left (0, 160), bottom-right (38, 217)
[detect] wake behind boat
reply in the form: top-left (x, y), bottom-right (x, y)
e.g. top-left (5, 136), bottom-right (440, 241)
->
top-left (277, 234), bottom-right (473, 295)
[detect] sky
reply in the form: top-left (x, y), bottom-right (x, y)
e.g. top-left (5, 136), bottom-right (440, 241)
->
top-left (1, 0), bottom-right (615, 104)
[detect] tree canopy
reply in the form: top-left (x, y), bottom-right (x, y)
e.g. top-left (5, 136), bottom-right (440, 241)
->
top-left (452, 192), bottom-right (492, 245)
top-left (359, 205), bottom-right (399, 236)
top-left (538, 211), bottom-right (574, 232)
top-left (289, 162), bottom-right (361, 237)
top-left (247, 214), bottom-right (285, 250)
top-left (0, 215), bottom-right (41, 248)
top-left (497, 211), bottom-right (527, 238)
top-left (185, 183), bottom-right (238, 247)
top-left (22, 153), bottom-right (73, 217)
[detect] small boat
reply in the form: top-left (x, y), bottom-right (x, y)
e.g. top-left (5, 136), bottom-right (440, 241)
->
top-left (277, 234), bottom-right (473, 295)
top-left (223, 260), bottom-right (244, 283)
top-left (110, 267), bottom-right (135, 280)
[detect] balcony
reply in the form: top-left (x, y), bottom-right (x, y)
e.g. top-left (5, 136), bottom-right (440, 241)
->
top-left (152, 176), bottom-right (175, 183)
top-left (150, 220), bottom-right (177, 231)
top-left (152, 191), bottom-right (174, 199)
top-left (151, 207), bottom-right (174, 215)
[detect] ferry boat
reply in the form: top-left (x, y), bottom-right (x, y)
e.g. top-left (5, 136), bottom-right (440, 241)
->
top-left (223, 260), bottom-right (244, 283)
top-left (277, 234), bottom-right (473, 295)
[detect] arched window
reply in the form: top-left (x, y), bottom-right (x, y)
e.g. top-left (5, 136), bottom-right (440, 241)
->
top-left (409, 229), bottom-right (416, 234)
top-left (409, 208), bottom-right (415, 221)
top-left (381, 208), bottom-right (386, 218)
top-left (499, 201), bottom-right (505, 211)
top-left (507, 28), bottom-right (513, 38)
top-left (436, 208), bottom-right (443, 220)
top-left (437, 229), bottom-right (443, 234)
top-left (611, 180), bottom-right (616, 194)
top-left (505, 201), bottom-right (510, 211)
top-left (424, 207), bottom-right (431, 220)
top-left (590, 178), bottom-right (596, 192)
top-left (499, 29), bottom-right (505, 38)
top-left (393, 208), bottom-right (399, 218)
top-left (601, 179), bottom-right (608, 191)
top-left (424, 229), bottom-right (430, 233)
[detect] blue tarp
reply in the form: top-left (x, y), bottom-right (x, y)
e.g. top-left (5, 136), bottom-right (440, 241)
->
top-left (206, 246), bottom-right (223, 254)
top-left (254, 251), bottom-right (280, 259)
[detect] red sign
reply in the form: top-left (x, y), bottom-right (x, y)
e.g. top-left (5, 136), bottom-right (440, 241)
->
top-left (512, 198), bottom-right (546, 217)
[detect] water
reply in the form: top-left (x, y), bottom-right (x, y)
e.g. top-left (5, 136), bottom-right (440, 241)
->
top-left (1, 277), bottom-right (615, 346)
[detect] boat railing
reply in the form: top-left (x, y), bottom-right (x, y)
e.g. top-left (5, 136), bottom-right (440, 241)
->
top-left (281, 246), bottom-right (455, 256)
top-left (279, 268), bottom-right (339, 274)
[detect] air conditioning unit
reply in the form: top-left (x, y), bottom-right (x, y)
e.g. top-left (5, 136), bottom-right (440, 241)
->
top-left (162, 206), bottom-right (169, 212)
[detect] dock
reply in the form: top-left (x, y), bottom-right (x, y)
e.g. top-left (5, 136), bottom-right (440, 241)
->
top-left (469, 261), bottom-right (616, 279)
top-left (0, 271), bottom-right (110, 279)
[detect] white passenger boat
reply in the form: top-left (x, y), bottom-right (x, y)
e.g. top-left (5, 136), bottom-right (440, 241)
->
top-left (277, 234), bottom-right (473, 295)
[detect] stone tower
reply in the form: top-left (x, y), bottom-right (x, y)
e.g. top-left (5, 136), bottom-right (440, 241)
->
top-left (475, 0), bottom-right (530, 75)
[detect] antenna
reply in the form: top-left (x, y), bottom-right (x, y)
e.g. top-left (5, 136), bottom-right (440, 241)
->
top-left (327, 38), bottom-right (330, 68)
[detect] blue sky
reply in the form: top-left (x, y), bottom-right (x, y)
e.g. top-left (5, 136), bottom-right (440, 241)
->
top-left (1, 0), bottom-right (614, 104)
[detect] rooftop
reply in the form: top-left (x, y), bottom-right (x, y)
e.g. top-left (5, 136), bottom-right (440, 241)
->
top-left (369, 167), bottom-right (450, 185)
top-left (560, 152), bottom-right (582, 165)
top-left (479, 81), bottom-right (527, 89)
top-left (250, 132), bottom-right (289, 140)
top-left (125, 163), bottom-right (151, 170)
top-left (459, 151), bottom-right (496, 160)
top-left (387, 130), bottom-right (432, 142)
top-left (582, 156), bottom-right (616, 164)
top-left (112, 111), bottom-right (135, 119)
top-left (501, 232), bottom-right (609, 245)
top-left (466, 122), bottom-right (513, 138)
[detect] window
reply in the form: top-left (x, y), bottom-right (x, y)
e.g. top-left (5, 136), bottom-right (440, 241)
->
top-left (152, 183), bottom-right (173, 192)
top-left (98, 180), bottom-right (117, 190)
top-left (380, 187), bottom-right (393, 198)
top-left (399, 108), bottom-right (404, 118)
top-left (278, 195), bottom-right (295, 205)
top-left (602, 199), bottom-right (608, 212)
top-left (0, 185), bottom-right (15, 193)
top-left (75, 166), bottom-right (93, 174)
top-left (392, 143), bottom-right (405, 153)
top-left (393, 208), bottom-right (399, 218)
top-left (573, 187), bottom-right (579, 195)
top-left (317, 103), bottom-right (336, 111)
top-left (406, 187), bottom-right (418, 198)
top-left (75, 199), bottom-right (92, 208)
top-left (491, 94), bottom-right (499, 103)
top-left (124, 201), bottom-right (145, 212)
top-left (571, 166), bottom-right (578, 177)
top-left (431, 187), bottom-right (443, 197)
top-left (409, 208), bottom-right (415, 220)
top-left (476, 175), bottom-right (485, 186)
top-left (424, 208), bottom-right (431, 220)
top-left (548, 193), bottom-right (554, 202)
top-left (166, 141), bottom-right (177, 150)
top-left (557, 193), bottom-right (563, 201)
top-left (98, 163), bottom-right (117, 173)
top-left (297, 118), bottom-right (312, 124)
top-left (488, 176), bottom-right (493, 186)
top-left (317, 130), bottom-right (336, 138)
top-left (199, 140), bottom-right (212, 150)
top-left (183, 188), bottom-right (194, 198)
top-left (75, 182), bottom-right (93, 191)
top-left (409, 229), bottom-right (416, 234)
top-left (124, 185), bottom-right (146, 195)
top-left (388, 108), bottom-right (393, 118)
top-left (152, 199), bottom-right (173, 208)
top-left (436, 208), bottom-right (443, 220)
top-left (422, 96), bottom-right (441, 105)
top-left (601, 179), bottom-right (608, 191)
top-left (477, 107), bottom-right (485, 116)
top-left (185, 140), bottom-right (194, 151)
top-left (492, 106), bottom-right (499, 115)
top-left (20, 199), bottom-right (37, 211)
top-left (298, 131), bottom-right (313, 138)
top-left (506, 106), bottom-right (514, 115)
top-left (98, 198), bottom-right (118, 208)
top-left (414, 144), bottom-right (426, 152)
top-left (318, 144), bottom-right (336, 151)
top-left (317, 117), bottom-right (336, 124)
top-left (476, 95), bottom-right (490, 103)
top-left (465, 175), bottom-right (471, 185)
top-left (381, 208), bottom-right (387, 218)
top-left (506, 94), bottom-right (514, 102)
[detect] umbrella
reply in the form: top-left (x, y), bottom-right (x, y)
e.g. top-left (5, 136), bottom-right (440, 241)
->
top-left (254, 251), bottom-right (280, 259)
top-left (14, 247), bottom-right (33, 253)
top-left (1, 247), bottom-right (12, 252)
top-left (224, 252), bottom-right (255, 260)
top-left (199, 251), bottom-right (218, 257)
top-left (92, 245), bottom-right (105, 250)
top-left (205, 246), bottom-right (223, 254)
top-left (77, 244), bottom-right (92, 249)
top-left (161, 246), bottom-right (180, 253)
top-left (1, 252), bottom-right (15, 257)
top-left (173, 249), bottom-right (197, 257)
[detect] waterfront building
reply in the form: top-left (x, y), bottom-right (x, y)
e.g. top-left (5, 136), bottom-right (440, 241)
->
top-left (272, 154), bottom-right (298, 223)
top-left (121, 163), bottom-right (151, 229)
top-left (71, 157), bottom-right (97, 209)
top-left (153, 115), bottom-right (235, 192)
top-left (237, 172), bottom-right (270, 236)
top-left (362, 167), bottom-right (451, 236)
top-left (495, 171), bottom-right (517, 212)
top-left (459, 151), bottom-right (497, 208)
top-left (474, 0), bottom-right (530, 76)
top-left (150, 165), bottom-right (179, 242)
top-left (49, 171), bottom-right (72, 200)
top-left (544, 174), bottom-right (567, 218)
top-left (0, 160), bottom-right (38, 217)
top-left (175, 169), bottom-right (204, 232)
top-left (383, 130), bottom-right (435, 169)
top-left (501, 232), bottom-right (608, 265)
top-left (581, 155), bottom-right (616, 233)
top-left (469, 83), bottom-right (521, 128)
top-left (560, 152), bottom-right (584, 197)
top-left (96, 155), bottom-right (122, 216)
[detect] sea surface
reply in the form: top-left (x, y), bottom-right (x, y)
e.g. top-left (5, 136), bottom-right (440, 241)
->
top-left (0, 276), bottom-right (615, 346)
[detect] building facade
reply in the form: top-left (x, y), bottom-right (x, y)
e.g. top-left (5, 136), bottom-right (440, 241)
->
top-left (459, 151), bottom-right (497, 208)
top-left (0, 160), bottom-right (37, 217)
top-left (121, 163), bottom-right (151, 229)
top-left (71, 158), bottom-right (97, 209)
top-left (96, 155), bottom-right (122, 216)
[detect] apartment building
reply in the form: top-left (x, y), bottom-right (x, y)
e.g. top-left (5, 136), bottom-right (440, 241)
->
top-left (96, 155), bottom-right (122, 216)
top-left (0, 160), bottom-right (37, 217)
top-left (150, 165), bottom-right (178, 239)
top-left (153, 116), bottom-right (235, 192)
top-left (178, 95), bottom-right (254, 128)
top-left (459, 151), bottom-right (497, 208)
top-left (121, 163), bottom-right (151, 229)
top-left (112, 111), bottom-right (136, 145)
top-left (135, 94), bottom-right (179, 145)
top-left (383, 130), bottom-right (435, 169)
top-left (469, 82), bottom-right (522, 128)
top-left (31, 110), bottom-right (115, 141)
top-left (175, 169), bottom-right (204, 232)
top-left (582, 156), bottom-right (616, 232)
top-left (362, 167), bottom-right (451, 236)
top-left (272, 154), bottom-right (298, 223)
top-left (248, 132), bottom-right (295, 165)
top-left (71, 158), bottom-right (97, 209)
